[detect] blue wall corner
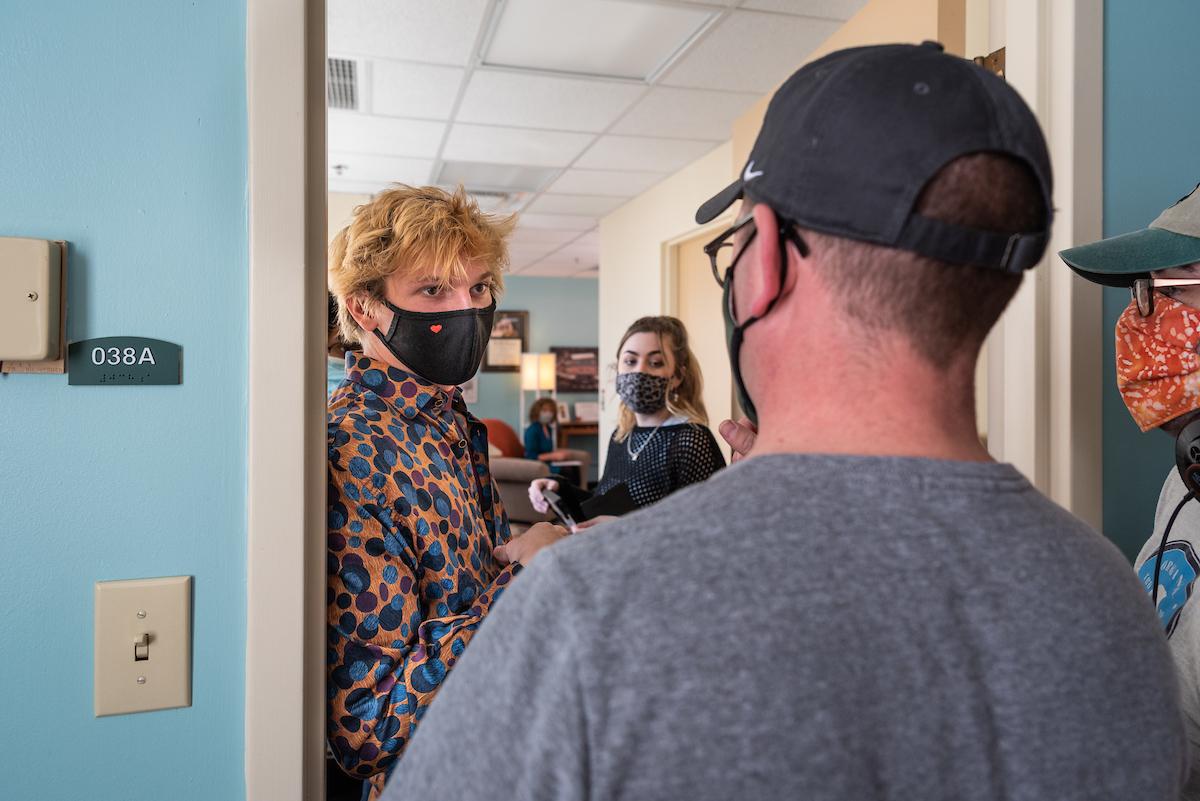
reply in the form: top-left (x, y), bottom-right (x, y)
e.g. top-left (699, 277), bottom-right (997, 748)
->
top-left (0, 1), bottom-right (248, 798)
top-left (1102, 0), bottom-right (1200, 560)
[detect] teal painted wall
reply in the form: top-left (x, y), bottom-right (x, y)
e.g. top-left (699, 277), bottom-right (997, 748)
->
top-left (1102, 0), bottom-right (1200, 560)
top-left (475, 276), bottom-right (600, 479)
top-left (0, 2), bottom-right (247, 799)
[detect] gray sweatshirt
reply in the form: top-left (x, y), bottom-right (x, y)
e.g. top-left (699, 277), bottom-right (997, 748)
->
top-left (385, 454), bottom-right (1187, 801)
top-left (1137, 469), bottom-right (1200, 800)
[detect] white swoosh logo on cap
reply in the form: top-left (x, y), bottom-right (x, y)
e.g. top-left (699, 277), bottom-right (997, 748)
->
top-left (743, 161), bottom-right (764, 181)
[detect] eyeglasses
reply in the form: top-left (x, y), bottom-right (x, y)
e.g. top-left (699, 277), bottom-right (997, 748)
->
top-left (702, 212), bottom-right (809, 289)
top-left (1132, 277), bottom-right (1200, 316)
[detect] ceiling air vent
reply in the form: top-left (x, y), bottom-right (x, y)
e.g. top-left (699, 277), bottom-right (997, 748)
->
top-left (326, 58), bottom-right (358, 110)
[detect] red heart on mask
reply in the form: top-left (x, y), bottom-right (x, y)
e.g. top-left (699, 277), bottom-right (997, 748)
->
top-left (430, 325), bottom-right (443, 333)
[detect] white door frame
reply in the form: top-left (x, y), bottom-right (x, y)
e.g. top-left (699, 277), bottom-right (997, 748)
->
top-left (988, 0), bottom-right (1104, 528)
top-left (245, 0), bottom-right (327, 799)
top-left (237, 1), bottom-right (1104, 797)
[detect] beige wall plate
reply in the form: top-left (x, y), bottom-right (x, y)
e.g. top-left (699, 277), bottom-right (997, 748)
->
top-left (94, 576), bottom-right (192, 717)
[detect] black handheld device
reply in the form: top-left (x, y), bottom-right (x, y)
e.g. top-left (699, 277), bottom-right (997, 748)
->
top-left (541, 489), bottom-right (577, 531)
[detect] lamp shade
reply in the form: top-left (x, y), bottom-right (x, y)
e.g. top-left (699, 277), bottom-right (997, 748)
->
top-left (520, 352), bottom-right (541, 391)
top-left (521, 352), bottom-right (557, 391)
top-left (537, 352), bottom-right (556, 392)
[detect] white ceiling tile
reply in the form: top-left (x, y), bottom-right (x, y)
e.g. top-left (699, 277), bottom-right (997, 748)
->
top-left (328, 111), bottom-right (446, 158)
top-left (507, 242), bottom-right (561, 264)
top-left (328, 0), bottom-right (488, 66)
top-left (658, 10), bottom-right (842, 93)
top-left (741, 0), bottom-right (868, 20)
top-left (572, 231), bottom-right (599, 248)
top-left (457, 70), bottom-right (645, 133)
top-left (612, 86), bottom-right (760, 140)
top-left (328, 152), bottom-right (436, 186)
top-left (443, 124), bottom-right (594, 167)
top-left (548, 168), bottom-right (666, 197)
top-left (525, 194), bottom-right (627, 216)
top-left (509, 228), bottom-right (581, 247)
top-left (328, 179), bottom-right (386, 196)
top-left (486, 0), bottom-right (715, 80)
top-left (371, 61), bottom-right (465, 119)
top-left (516, 213), bottom-right (597, 231)
top-left (575, 135), bottom-right (720, 172)
top-left (517, 261), bottom-right (589, 277)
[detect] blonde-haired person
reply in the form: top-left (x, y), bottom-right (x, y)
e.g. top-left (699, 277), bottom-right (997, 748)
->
top-left (326, 185), bottom-right (567, 800)
top-left (529, 316), bottom-right (725, 524)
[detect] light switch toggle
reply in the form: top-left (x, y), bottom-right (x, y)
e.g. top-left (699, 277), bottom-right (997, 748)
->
top-left (134, 633), bottom-right (150, 661)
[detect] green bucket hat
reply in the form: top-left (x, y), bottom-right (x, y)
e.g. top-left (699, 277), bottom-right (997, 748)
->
top-left (1060, 183), bottom-right (1200, 287)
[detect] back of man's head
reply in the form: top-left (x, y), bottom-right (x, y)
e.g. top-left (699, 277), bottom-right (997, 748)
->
top-left (807, 152), bottom-right (1046, 365)
top-left (697, 42), bottom-right (1052, 371)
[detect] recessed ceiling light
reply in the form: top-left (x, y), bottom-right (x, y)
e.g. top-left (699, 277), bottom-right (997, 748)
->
top-left (483, 0), bottom-right (716, 81)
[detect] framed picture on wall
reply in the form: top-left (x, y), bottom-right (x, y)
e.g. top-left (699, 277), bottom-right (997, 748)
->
top-left (484, 310), bottom-right (528, 372)
top-left (551, 346), bottom-right (599, 392)
top-left (557, 401), bottom-right (571, 423)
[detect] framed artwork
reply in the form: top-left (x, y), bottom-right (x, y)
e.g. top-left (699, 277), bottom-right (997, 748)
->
top-left (484, 310), bottom-right (528, 372)
top-left (557, 401), bottom-right (571, 423)
top-left (551, 346), bottom-right (599, 392)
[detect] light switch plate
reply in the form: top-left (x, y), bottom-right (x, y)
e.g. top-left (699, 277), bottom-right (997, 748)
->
top-left (94, 576), bottom-right (192, 717)
top-left (0, 237), bottom-right (62, 361)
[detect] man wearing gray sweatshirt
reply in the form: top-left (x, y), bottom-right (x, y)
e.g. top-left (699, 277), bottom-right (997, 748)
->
top-left (382, 42), bottom-right (1187, 801)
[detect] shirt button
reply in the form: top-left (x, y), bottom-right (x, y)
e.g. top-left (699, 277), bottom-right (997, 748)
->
top-left (457, 439), bottom-right (468, 451)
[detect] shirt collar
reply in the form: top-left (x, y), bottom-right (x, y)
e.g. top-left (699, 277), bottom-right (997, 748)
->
top-left (344, 352), bottom-right (461, 420)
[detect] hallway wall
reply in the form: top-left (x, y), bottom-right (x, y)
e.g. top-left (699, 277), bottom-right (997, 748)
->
top-left (0, 1), bottom-right (249, 797)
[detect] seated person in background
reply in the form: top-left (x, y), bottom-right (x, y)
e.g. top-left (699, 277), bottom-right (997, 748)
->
top-left (326, 185), bottom-right (566, 800)
top-left (528, 315), bottom-right (725, 522)
top-left (385, 44), bottom-right (1186, 801)
top-left (1061, 183), bottom-right (1200, 799)
top-left (523, 397), bottom-right (591, 487)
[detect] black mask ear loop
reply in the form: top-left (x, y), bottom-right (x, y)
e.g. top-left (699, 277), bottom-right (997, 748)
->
top-left (727, 222), bottom-right (807, 394)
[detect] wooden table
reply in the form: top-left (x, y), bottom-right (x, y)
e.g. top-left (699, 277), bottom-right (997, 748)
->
top-left (557, 420), bottom-right (599, 449)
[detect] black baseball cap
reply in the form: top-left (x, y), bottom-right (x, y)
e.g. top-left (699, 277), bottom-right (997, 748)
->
top-left (696, 41), bottom-right (1053, 273)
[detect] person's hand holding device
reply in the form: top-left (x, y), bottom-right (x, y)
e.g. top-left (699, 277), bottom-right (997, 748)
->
top-left (493, 522), bottom-right (569, 566)
top-left (529, 477), bottom-right (559, 514)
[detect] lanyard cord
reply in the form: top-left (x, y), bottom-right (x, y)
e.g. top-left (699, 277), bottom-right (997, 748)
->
top-left (1151, 490), bottom-right (1198, 607)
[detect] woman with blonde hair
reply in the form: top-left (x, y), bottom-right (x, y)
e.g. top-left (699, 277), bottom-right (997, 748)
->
top-left (529, 315), bottom-right (725, 522)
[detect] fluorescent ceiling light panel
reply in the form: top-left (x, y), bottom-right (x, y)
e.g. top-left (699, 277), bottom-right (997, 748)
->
top-left (437, 161), bottom-right (559, 194)
top-left (457, 70), bottom-right (644, 133)
top-left (328, 112), bottom-right (446, 158)
top-left (484, 0), bottom-right (715, 80)
top-left (328, 0), bottom-right (488, 66)
top-left (442, 123), bottom-right (593, 167)
top-left (371, 62), bottom-right (465, 119)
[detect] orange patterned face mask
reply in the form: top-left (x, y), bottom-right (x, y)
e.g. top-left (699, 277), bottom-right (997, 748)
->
top-left (1116, 293), bottom-right (1200, 432)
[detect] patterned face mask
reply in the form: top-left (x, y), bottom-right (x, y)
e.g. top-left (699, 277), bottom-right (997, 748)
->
top-left (616, 372), bottom-right (670, 415)
top-left (1116, 293), bottom-right (1200, 432)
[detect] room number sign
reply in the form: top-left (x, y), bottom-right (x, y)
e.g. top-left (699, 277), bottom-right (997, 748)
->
top-left (68, 337), bottom-right (182, 385)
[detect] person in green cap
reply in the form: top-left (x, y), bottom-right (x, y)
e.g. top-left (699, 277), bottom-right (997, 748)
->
top-left (1061, 182), bottom-right (1200, 800)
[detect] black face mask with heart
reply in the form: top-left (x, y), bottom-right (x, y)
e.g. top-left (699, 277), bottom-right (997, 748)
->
top-left (374, 299), bottom-right (496, 386)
